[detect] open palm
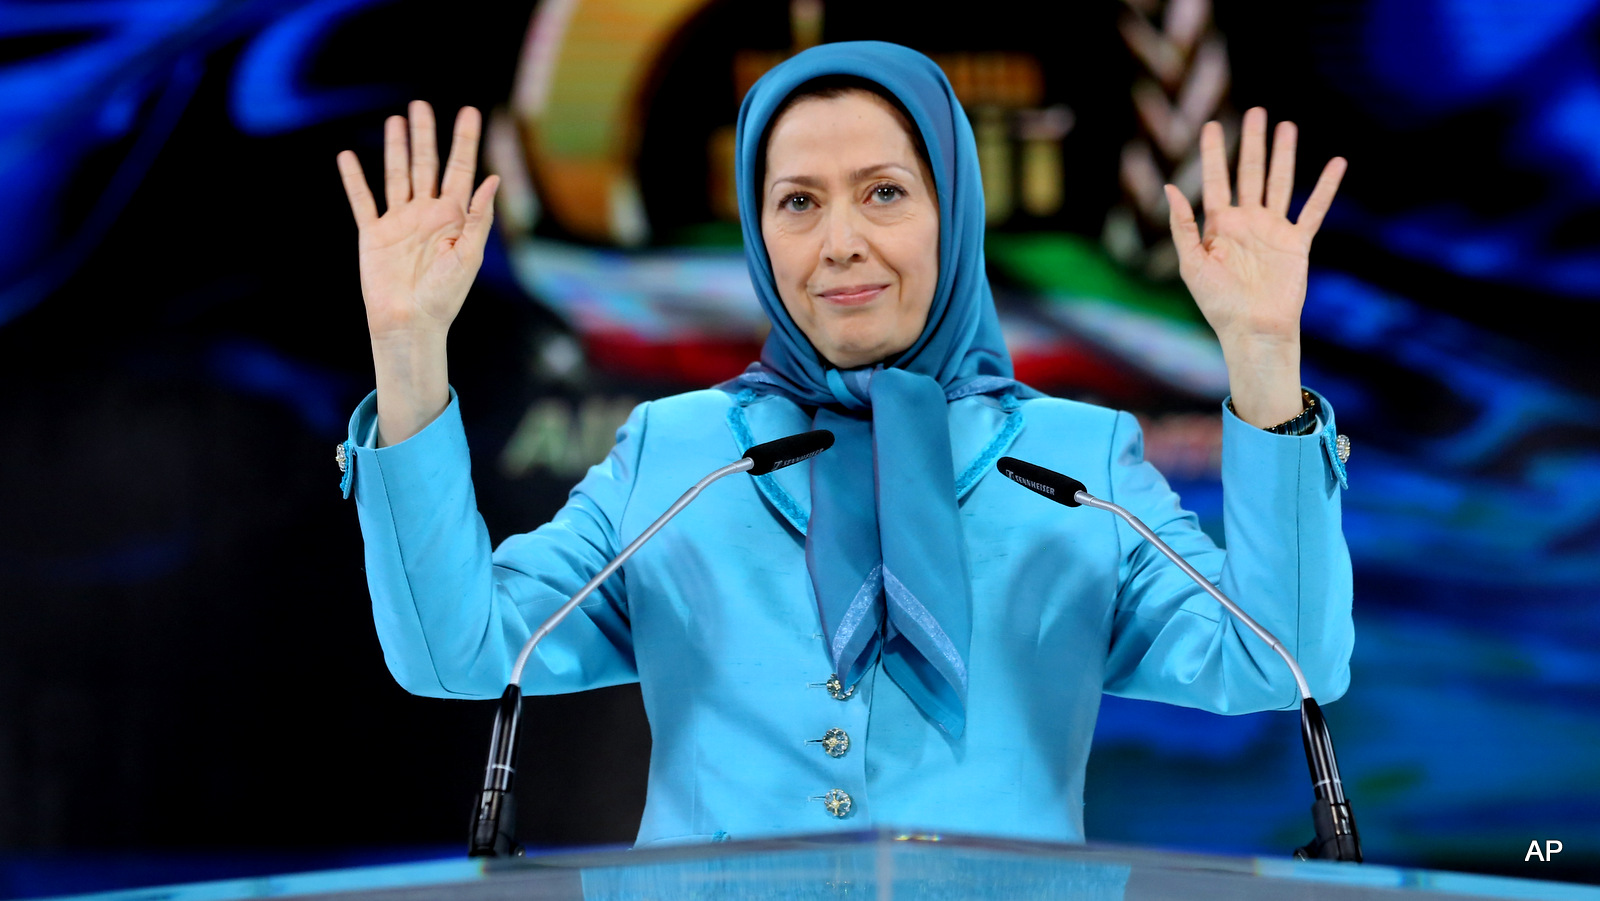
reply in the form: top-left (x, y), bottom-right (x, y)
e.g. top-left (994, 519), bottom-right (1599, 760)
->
top-left (1165, 107), bottom-right (1346, 346)
top-left (336, 101), bottom-right (499, 340)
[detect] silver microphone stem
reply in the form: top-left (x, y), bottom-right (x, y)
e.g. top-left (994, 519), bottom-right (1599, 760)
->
top-left (508, 457), bottom-right (755, 687)
top-left (1056, 479), bottom-right (1357, 860)
top-left (1073, 489), bottom-right (1314, 703)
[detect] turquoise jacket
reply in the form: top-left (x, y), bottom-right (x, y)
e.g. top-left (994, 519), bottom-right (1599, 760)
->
top-left (343, 386), bottom-right (1353, 847)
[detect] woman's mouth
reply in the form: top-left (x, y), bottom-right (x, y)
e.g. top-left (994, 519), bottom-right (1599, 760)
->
top-left (817, 284), bottom-right (889, 306)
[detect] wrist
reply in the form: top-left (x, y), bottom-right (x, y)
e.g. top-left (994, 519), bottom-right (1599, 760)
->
top-left (370, 322), bottom-right (450, 354)
top-left (1217, 330), bottom-right (1300, 371)
top-left (370, 330), bottom-right (450, 447)
top-left (1220, 334), bottom-right (1303, 428)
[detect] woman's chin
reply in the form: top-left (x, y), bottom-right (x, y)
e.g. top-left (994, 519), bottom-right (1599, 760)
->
top-left (820, 336), bottom-right (907, 369)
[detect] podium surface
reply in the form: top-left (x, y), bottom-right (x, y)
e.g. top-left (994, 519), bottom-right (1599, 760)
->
top-left (35, 830), bottom-right (1599, 901)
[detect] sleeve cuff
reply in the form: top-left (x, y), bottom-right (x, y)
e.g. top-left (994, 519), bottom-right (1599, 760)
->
top-left (339, 387), bottom-right (465, 499)
top-left (1220, 387), bottom-right (1348, 490)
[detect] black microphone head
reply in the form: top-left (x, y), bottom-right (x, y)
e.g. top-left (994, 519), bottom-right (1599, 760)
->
top-left (996, 456), bottom-right (1086, 507)
top-left (744, 429), bottom-right (835, 476)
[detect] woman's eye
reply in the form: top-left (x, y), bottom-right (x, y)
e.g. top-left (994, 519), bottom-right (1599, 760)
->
top-left (782, 194), bottom-right (813, 212)
top-left (870, 184), bottom-right (904, 203)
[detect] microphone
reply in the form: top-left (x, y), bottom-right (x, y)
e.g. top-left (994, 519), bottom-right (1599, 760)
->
top-left (995, 456), bottom-right (1086, 506)
top-left (996, 456), bottom-right (1362, 863)
top-left (744, 429), bottom-right (834, 475)
top-left (469, 429), bottom-right (834, 857)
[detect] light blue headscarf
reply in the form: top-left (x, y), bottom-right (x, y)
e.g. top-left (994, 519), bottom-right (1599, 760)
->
top-left (724, 41), bottom-right (1039, 738)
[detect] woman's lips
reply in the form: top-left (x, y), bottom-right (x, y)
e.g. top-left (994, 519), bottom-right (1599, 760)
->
top-left (817, 284), bottom-right (889, 306)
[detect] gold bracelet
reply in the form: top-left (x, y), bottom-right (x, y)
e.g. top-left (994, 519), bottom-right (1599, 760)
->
top-left (1230, 389), bottom-right (1318, 435)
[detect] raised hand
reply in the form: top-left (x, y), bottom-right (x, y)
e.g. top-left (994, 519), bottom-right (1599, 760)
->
top-left (338, 100), bottom-right (499, 338)
top-left (1163, 107), bottom-right (1346, 428)
top-left (335, 101), bottom-right (499, 444)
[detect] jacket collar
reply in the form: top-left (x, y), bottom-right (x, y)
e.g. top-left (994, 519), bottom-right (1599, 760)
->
top-left (725, 392), bottom-right (1025, 536)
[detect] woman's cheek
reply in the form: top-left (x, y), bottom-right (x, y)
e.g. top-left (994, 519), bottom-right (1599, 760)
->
top-left (764, 226), bottom-right (802, 277)
top-left (864, 205), bottom-right (913, 227)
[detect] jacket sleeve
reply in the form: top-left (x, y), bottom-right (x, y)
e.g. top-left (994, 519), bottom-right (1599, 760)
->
top-left (344, 389), bottom-right (645, 700)
top-left (1100, 391), bottom-right (1354, 712)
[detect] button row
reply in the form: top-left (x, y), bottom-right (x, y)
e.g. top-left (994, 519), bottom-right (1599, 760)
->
top-left (814, 673), bottom-right (853, 818)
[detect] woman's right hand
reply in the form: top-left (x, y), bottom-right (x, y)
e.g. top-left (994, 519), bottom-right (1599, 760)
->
top-left (336, 101), bottom-right (499, 445)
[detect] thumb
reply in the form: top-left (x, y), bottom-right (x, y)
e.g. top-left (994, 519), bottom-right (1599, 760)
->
top-left (1164, 184), bottom-right (1202, 272)
top-left (458, 174), bottom-right (500, 264)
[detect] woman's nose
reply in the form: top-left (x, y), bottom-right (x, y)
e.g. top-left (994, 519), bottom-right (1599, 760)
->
top-left (819, 207), bottom-right (869, 264)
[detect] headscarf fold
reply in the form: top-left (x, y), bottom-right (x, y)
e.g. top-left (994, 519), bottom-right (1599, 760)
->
top-left (723, 41), bottom-right (1039, 737)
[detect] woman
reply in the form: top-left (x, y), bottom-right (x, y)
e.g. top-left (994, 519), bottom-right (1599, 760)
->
top-left (333, 42), bottom-right (1352, 847)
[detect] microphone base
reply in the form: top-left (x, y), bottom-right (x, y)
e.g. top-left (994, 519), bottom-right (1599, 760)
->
top-left (1294, 798), bottom-right (1362, 862)
top-left (468, 788), bottom-right (523, 858)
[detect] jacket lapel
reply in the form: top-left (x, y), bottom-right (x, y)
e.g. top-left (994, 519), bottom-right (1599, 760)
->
top-left (728, 394), bottom-right (816, 534)
top-left (726, 393), bottom-right (1026, 537)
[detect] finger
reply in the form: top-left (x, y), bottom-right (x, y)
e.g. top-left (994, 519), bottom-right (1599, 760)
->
top-left (383, 114), bottom-right (410, 210)
top-left (335, 150), bottom-right (378, 227)
top-left (1199, 119), bottom-right (1230, 218)
top-left (458, 174), bottom-right (500, 262)
top-left (1236, 107), bottom-right (1267, 207)
top-left (440, 106), bottom-right (484, 203)
top-left (409, 100), bottom-right (439, 200)
top-left (1295, 156), bottom-right (1348, 238)
top-left (1164, 184), bottom-right (1202, 270)
top-left (1264, 120), bottom-right (1298, 216)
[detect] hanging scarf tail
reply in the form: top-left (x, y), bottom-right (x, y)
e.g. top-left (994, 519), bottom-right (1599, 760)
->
top-left (809, 369), bottom-right (976, 735)
top-left (882, 566), bottom-right (969, 736)
top-left (830, 564), bottom-right (884, 689)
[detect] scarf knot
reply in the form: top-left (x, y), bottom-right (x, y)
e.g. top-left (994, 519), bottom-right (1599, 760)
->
top-left (825, 367), bottom-right (875, 411)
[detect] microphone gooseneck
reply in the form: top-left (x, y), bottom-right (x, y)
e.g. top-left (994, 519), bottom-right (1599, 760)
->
top-left (996, 456), bottom-right (1362, 863)
top-left (469, 429), bottom-right (834, 857)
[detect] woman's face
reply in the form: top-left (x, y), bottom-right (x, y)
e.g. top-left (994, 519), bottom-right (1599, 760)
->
top-left (761, 91), bottom-right (939, 370)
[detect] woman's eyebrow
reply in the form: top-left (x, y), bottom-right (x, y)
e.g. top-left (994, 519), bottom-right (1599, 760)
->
top-left (768, 162), bottom-right (918, 193)
top-left (770, 173), bottom-right (825, 191)
top-left (848, 162), bottom-right (915, 181)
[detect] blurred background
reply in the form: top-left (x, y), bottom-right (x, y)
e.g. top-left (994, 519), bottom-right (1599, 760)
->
top-left (3, 0), bottom-right (1600, 895)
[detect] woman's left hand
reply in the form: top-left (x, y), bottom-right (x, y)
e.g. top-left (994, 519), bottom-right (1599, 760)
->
top-left (1164, 106), bottom-right (1346, 428)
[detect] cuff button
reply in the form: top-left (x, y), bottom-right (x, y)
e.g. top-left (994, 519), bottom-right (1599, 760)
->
top-left (1336, 434), bottom-right (1350, 464)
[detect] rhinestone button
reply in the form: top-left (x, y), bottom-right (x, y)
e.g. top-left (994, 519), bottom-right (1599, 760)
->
top-left (335, 442), bottom-right (348, 473)
top-left (816, 789), bottom-right (852, 818)
top-left (825, 674), bottom-right (854, 701)
top-left (813, 728), bottom-right (849, 758)
top-left (1335, 433), bottom-right (1351, 464)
